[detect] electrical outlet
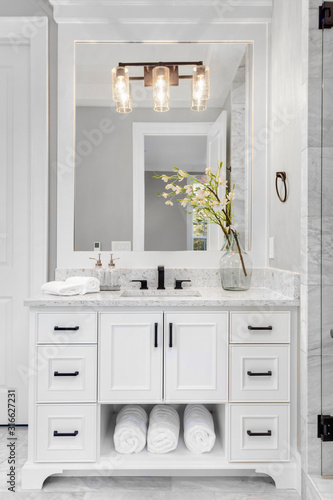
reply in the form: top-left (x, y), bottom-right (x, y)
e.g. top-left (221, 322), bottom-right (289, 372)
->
top-left (112, 241), bottom-right (131, 252)
top-left (93, 241), bottom-right (101, 251)
top-left (269, 237), bottom-right (274, 259)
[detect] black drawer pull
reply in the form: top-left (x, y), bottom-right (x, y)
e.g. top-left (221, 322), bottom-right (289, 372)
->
top-left (169, 323), bottom-right (173, 348)
top-left (53, 430), bottom-right (78, 437)
top-left (247, 430), bottom-right (272, 437)
top-left (247, 371), bottom-right (272, 377)
top-left (154, 323), bottom-right (158, 348)
top-left (54, 371), bottom-right (79, 377)
top-left (248, 326), bottom-right (273, 331)
top-left (54, 326), bottom-right (79, 331)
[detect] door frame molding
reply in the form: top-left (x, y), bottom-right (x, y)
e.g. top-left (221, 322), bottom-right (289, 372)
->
top-left (133, 121), bottom-right (211, 251)
top-left (0, 18), bottom-right (49, 293)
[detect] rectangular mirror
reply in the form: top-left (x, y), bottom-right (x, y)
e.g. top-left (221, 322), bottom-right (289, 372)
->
top-left (74, 42), bottom-right (252, 252)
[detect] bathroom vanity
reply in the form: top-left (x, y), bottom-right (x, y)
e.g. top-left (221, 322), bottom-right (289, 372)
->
top-left (22, 287), bottom-right (299, 490)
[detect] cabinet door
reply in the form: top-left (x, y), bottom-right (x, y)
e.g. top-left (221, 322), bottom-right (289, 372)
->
top-left (99, 313), bottom-right (163, 402)
top-left (164, 313), bottom-right (228, 402)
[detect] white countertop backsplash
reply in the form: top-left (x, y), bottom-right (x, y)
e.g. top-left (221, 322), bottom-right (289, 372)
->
top-left (24, 267), bottom-right (300, 307)
top-left (55, 267), bottom-right (300, 299)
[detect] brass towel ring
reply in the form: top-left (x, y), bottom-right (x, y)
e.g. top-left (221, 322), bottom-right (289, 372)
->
top-left (275, 171), bottom-right (287, 203)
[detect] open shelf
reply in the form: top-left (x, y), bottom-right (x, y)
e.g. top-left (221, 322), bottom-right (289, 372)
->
top-left (100, 403), bottom-right (227, 470)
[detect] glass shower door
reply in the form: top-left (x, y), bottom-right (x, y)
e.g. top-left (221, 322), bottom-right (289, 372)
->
top-left (320, 1), bottom-right (333, 477)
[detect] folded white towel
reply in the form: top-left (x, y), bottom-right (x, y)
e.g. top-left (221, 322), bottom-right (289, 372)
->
top-left (114, 405), bottom-right (148, 454)
top-left (41, 281), bottom-right (86, 296)
top-left (66, 276), bottom-right (100, 293)
top-left (147, 405), bottom-right (180, 454)
top-left (184, 404), bottom-right (216, 454)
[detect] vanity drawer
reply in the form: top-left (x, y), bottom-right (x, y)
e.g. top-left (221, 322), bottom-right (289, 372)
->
top-left (229, 404), bottom-right (290, 462)
top-left (36, 345), bottom-right (97, 403)
top-left (229, 345), bottom-right (290, 402)
top-left (230, 311), bottom-right (290, 343)
top-left (37, 313), bottom-right (97, 344)
top-left (36, 404), bottom-right (97, 462)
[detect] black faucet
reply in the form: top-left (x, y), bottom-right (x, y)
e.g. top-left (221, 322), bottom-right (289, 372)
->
top-left (157, 266), bottom-right (165, 290)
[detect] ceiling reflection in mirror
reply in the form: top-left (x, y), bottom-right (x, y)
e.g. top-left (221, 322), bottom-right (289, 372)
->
top-left (74, 42), bottom-right (252, 252)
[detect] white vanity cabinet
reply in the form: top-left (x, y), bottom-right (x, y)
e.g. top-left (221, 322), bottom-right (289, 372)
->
top-left (164, 313), bottom-right (228, 402)
top-left (99, 312), bottom-right (228, 403)
top-left (22, 303), bottom-right (299, 491)
top-left (99, 313), bottom-right (163, 402)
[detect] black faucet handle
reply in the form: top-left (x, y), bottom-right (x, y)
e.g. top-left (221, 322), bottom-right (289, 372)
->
top-left (175, 279), bottom-right (191, 290)
top-left (131, 280), bottom-right (148, 290)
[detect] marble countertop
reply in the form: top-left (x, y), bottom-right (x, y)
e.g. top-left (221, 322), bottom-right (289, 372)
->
top-left (25, 287), bottom-right (299, 308)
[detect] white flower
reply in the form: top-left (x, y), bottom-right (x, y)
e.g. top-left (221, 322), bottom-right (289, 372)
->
top-left (200, 200), bottom-right (206, 207)
top-left (178, 169), bottom-right (188, 178)
top-left (204, 190), bottom-right (210, 197)
top-left (210, 200), bottom-right (220, 208)
top-left (205, 166), bottom-right (212, 174)
top-left (166, 184), bottom-right (173, 190)
top-left (175, 185), bottom-right (182, 195)
top-left (219, 177), bottom-right (228, 188)
top-left (161, 175), bottom-right (169, 182)
top-left (227, 192), bottom-right (236, 201)
top-left (171, 185), bottom-right (177, 192)
top-left (185, 185), bottom-right (193, 194)
top-left (162, 192), bottom-right (168, 198)
top-left (180, 198), bottom-right (189, 207)
top-left (191, 200), bottom-right (197, 206)
top-left (165, 200), bottom-right (173, 206)
top-left (221, 197), bottom-right (228, 207)
top-left (196, 189), bottom-right (206, 200)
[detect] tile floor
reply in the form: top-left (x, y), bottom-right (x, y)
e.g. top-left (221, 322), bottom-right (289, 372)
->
top-left (0, 429), bottom-right (301, 499)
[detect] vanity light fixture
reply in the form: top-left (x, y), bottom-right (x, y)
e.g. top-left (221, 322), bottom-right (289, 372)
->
top-left (111, 61), bottom-right (210, 113)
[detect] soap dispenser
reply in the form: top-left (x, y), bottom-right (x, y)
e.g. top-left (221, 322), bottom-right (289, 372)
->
top-left (89, 253), bottom-right (105, 287)
top-left (105, 253), bottom-right (120, 291)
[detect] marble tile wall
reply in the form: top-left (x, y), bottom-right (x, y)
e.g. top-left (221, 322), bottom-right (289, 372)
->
top-left (231, 56), bottom-right (246, 247)
top-left (301, 0), bottom-right (333, 497)
top-left (300, 0), bottom-right (322, 490)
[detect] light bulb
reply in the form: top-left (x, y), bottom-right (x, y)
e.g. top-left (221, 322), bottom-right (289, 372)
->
top-left (191, 98), bottom-right (207, 112)
top-left (192, 65), bottom-right (210, 103)
top-left (152, 66), bottom-right (170, 112)
top-left (116, 84), bottom-right (132, 113)
top-left (112, 66), bottom-right (130, 103)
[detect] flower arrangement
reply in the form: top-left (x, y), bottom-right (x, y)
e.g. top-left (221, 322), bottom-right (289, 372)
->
top-left (155, 162), bottom-right (247, 277)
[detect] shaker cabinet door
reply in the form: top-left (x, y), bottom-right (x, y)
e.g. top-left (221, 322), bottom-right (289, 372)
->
top-left (164, 312), bottom-right (228, 402)
top-left (99, 313), bottom-right (163, 402)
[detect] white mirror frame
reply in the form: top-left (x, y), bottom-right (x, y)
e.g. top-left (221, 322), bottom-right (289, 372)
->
top-left (56, 22), bottom-right (268, 269)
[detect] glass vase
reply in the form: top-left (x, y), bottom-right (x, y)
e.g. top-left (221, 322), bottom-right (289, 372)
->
top-left (219, 232), bottom-right (252, 291)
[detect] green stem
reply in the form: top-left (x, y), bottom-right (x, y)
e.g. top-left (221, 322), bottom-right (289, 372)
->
top-left (231, 230), bottom-right (247, 277)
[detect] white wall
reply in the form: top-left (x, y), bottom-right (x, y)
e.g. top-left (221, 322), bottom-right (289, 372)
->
top-left (269, 0), bottom-right (302, 272)
top-left (0, 0), bottom-right (58, 280)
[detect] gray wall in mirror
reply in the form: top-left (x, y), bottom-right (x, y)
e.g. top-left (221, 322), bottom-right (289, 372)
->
top-left (144, 136), bottom-right (207, 251)
top-left (74, 108), bottom-right (221, 251)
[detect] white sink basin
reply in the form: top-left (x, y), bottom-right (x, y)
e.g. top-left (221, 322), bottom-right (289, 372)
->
top-left (120, 290), bottom-right (201, 298)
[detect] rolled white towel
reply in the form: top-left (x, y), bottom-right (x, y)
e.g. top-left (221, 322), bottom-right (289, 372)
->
top-left (184, 404), bottom-right (216, 454)
top-left (114, 405), bottom-right (148, 454)
top-left (41, 281), bottom-right (86, 296)
top-left (147, 405), bottom-right (180, 454)
top-left (66, 276), bottom-right (100, 293)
